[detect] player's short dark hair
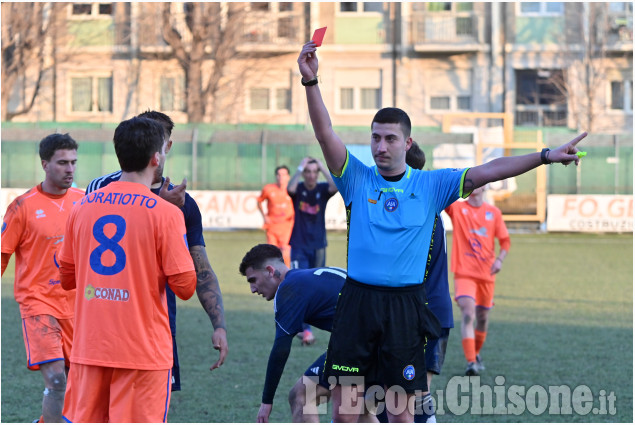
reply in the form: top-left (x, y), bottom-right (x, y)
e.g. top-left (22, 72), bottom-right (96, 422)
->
top-left (275, 165), bottom-right (289, 175)
top-left (39, 133), bottom-right (78, 161)
top-left (406, 141), bottom-right (426, 170)
top-left (372, 107), bottom-right (412, 140)
top-left (137, 110), bottom-right (174, 137)
top-left (239, 244), bottom-right (284, 276)
top-left (113, 117), bottom-right (165, 173)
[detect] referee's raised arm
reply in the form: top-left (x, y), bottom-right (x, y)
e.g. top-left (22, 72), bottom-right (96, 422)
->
top-left (297, 41), bottom-right (347, 177)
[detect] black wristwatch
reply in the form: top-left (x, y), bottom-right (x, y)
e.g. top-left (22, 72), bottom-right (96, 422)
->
top-left (301, 76), bottom-right (318, 87)
top-left (540, 148), bottom-right (552, 165)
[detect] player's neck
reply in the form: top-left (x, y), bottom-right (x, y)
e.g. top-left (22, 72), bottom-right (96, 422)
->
top-left (304, 181), bottom-right (317, 190)
top-left (119, 169), bottom-right (155, 189)
top-left (467, 197), bottom-right (484, 208)
top-left (40, 180), bottom-right (68, 196)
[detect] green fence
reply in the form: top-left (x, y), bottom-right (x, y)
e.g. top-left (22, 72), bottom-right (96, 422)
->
top-left (1, 123), bottom-right (632, 195)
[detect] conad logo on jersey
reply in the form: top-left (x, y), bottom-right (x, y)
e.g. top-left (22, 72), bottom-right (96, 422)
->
top-left (84, 284), bottom-right (130, 302)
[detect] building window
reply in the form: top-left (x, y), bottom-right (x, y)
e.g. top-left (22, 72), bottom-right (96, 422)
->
top-left (249, 87), bottom-right (291, 112)
top-left (518, 2), bottom-right (564, 16)
top-left (360, 88), bottom-right (381, 109)
top-left (515, 69), bottom-right (567, 126)
top-left (610, 80), bottom-right (633, 112)
top-left (160, 76), bottom-right (186, 112)
top-left (338, 87), bottom-right (381, 111)
top-left (70, 76), bottom-right (112, 113)
top-left (249, 2), bottom-right (270, 12)
top-left (275, 88), bottom-right (291, 110)
top-left (430, 96), bottom-right (451, 110)
top-left (340, 88), bottom-right (354, 110)
top-left (339, 2), bottom-right (383, 14)
top-left (250, 88), bottom-right (270, 110)
top-left (457, 95), bottom-right (472, 110)
top-left (70, 3), bottom-right (112, 18)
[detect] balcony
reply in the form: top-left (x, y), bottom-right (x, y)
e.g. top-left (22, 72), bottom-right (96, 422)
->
top-left (237, 12), bottom-right (305, 52)
top-left (603, 12), bottom-right (633, 51)
top-left (410, 11), bottom-right (485, 52)
top-left (515, 105), bottom-right (568, 127)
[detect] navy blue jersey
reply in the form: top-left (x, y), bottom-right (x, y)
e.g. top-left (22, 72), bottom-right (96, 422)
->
top-left (424, 215), bottom-right (453, 328)
top-left (288, 182), bottom-right (334, 250)
top-left (262, 267), bottom-right (346, 404)
top-left (274, 267), bottom-right (345, 335)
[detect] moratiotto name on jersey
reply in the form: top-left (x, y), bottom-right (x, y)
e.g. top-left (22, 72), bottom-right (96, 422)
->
top-left (84, 284), bottom-right (130, 302)
top-left (81, 192), bottom-right (158, 209)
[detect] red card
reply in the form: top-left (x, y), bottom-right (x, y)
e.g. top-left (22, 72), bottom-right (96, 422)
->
top-left (312, 27), bottom-right (327, 47)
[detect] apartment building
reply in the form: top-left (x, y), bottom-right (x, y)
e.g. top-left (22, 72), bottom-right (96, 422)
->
top-left (4, 2), bottom-right (633, 132)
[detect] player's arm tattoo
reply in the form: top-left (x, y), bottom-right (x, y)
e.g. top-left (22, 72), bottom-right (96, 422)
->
top-left (189, 245), bottom-right (226, 331)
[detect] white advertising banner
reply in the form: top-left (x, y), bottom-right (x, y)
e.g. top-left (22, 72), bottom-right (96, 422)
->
top-left (547, 195), bottom-right (633, 233)
top-left (187, 190), bottom-right (348, 230)
top-left (1, 188), bottom-right (349, 231)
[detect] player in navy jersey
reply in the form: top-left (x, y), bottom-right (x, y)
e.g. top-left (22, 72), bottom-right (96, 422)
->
top-left (239, 244), bottom-right (380, 423)
top-left (287, 157), bottom-right (338, 346)
top-left (85, 111), bottom-right (228, 391)
top-left (406, 142), bottom-right (451, 423)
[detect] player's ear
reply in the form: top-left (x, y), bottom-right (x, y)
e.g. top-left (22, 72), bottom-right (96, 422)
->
top-left (265, 265), bottom-right (275, 277)
top-left (150, 151), bottom-right (160, 167)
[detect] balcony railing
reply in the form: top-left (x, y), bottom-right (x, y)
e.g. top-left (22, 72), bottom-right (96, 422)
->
top-left (411, 11), bottom-right (480, 45)
top-left (240, 13), bottom-right (304, 46)
top-left (604, 12), bottom-right (633, 45)
top-left (515, 106), bottom-right (568, 127)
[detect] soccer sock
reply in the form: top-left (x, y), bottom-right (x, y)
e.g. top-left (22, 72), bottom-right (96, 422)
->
top-left (462, 338), bottom-right (476, 363)
top-left (475, 330), bottom-right (487, 354)
top-left (414, 394), bottom-right (435, 423)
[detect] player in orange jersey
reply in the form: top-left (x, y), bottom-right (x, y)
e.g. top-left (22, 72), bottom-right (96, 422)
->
top-left (58, 117), bottom-right (196, 422)
top-left (1, 133), bottom-right (84, 423)
top-left (257, 166), bottom-right (295, 266)
top-left (446, 185), bottom-right (511, 376)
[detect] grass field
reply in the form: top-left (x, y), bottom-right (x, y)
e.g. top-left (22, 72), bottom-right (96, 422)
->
top-left (1, 231), bottom-right (632, 423)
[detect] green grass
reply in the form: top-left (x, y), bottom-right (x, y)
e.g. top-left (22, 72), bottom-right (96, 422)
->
top-left (1, 231), bottom-right (632, 422)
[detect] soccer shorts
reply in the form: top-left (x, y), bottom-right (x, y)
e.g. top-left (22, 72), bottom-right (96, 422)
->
top-left (454, 275), bottom-right (496, 309)
top-left (291, 247), bottom-right (326, 269)
top-left (324, 277), bottom-right (441, 393)
top-left (304, 352), bottom-right (329, 389)
top-left (424, 328), bottom-right (450, 375)
top-left (21, 315), bottom-right (73, 371)
top-left (265, 221), bottom-right (293, 249)
top-left (63, 363), bottom-right (172, 423)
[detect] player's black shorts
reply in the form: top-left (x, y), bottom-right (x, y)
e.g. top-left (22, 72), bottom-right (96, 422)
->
top-left (304, 352), bottom-right (329, 389)
top-left (324, 277), bottom-right (441, 393)
top-left (424, 328), bottom-right (450, 375)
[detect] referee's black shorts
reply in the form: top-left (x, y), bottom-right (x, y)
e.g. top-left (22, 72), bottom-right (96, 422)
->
top-left (324, 277), bottom-right (441, 393)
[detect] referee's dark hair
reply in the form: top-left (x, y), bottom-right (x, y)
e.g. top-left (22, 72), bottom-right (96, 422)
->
top-left (239, 244), bottom-right (284, 276)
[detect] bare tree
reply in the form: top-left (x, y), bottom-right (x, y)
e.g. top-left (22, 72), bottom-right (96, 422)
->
top-left (160, 3), bottom-right (248, 123)
top-left (1, 3), bottom-right (53, 121)
top-left (547, 3), bottom-right (630, 132)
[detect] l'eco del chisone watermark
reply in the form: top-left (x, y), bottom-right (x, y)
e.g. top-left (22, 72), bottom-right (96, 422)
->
top-left (303, 375), bottom-right (617, 418)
